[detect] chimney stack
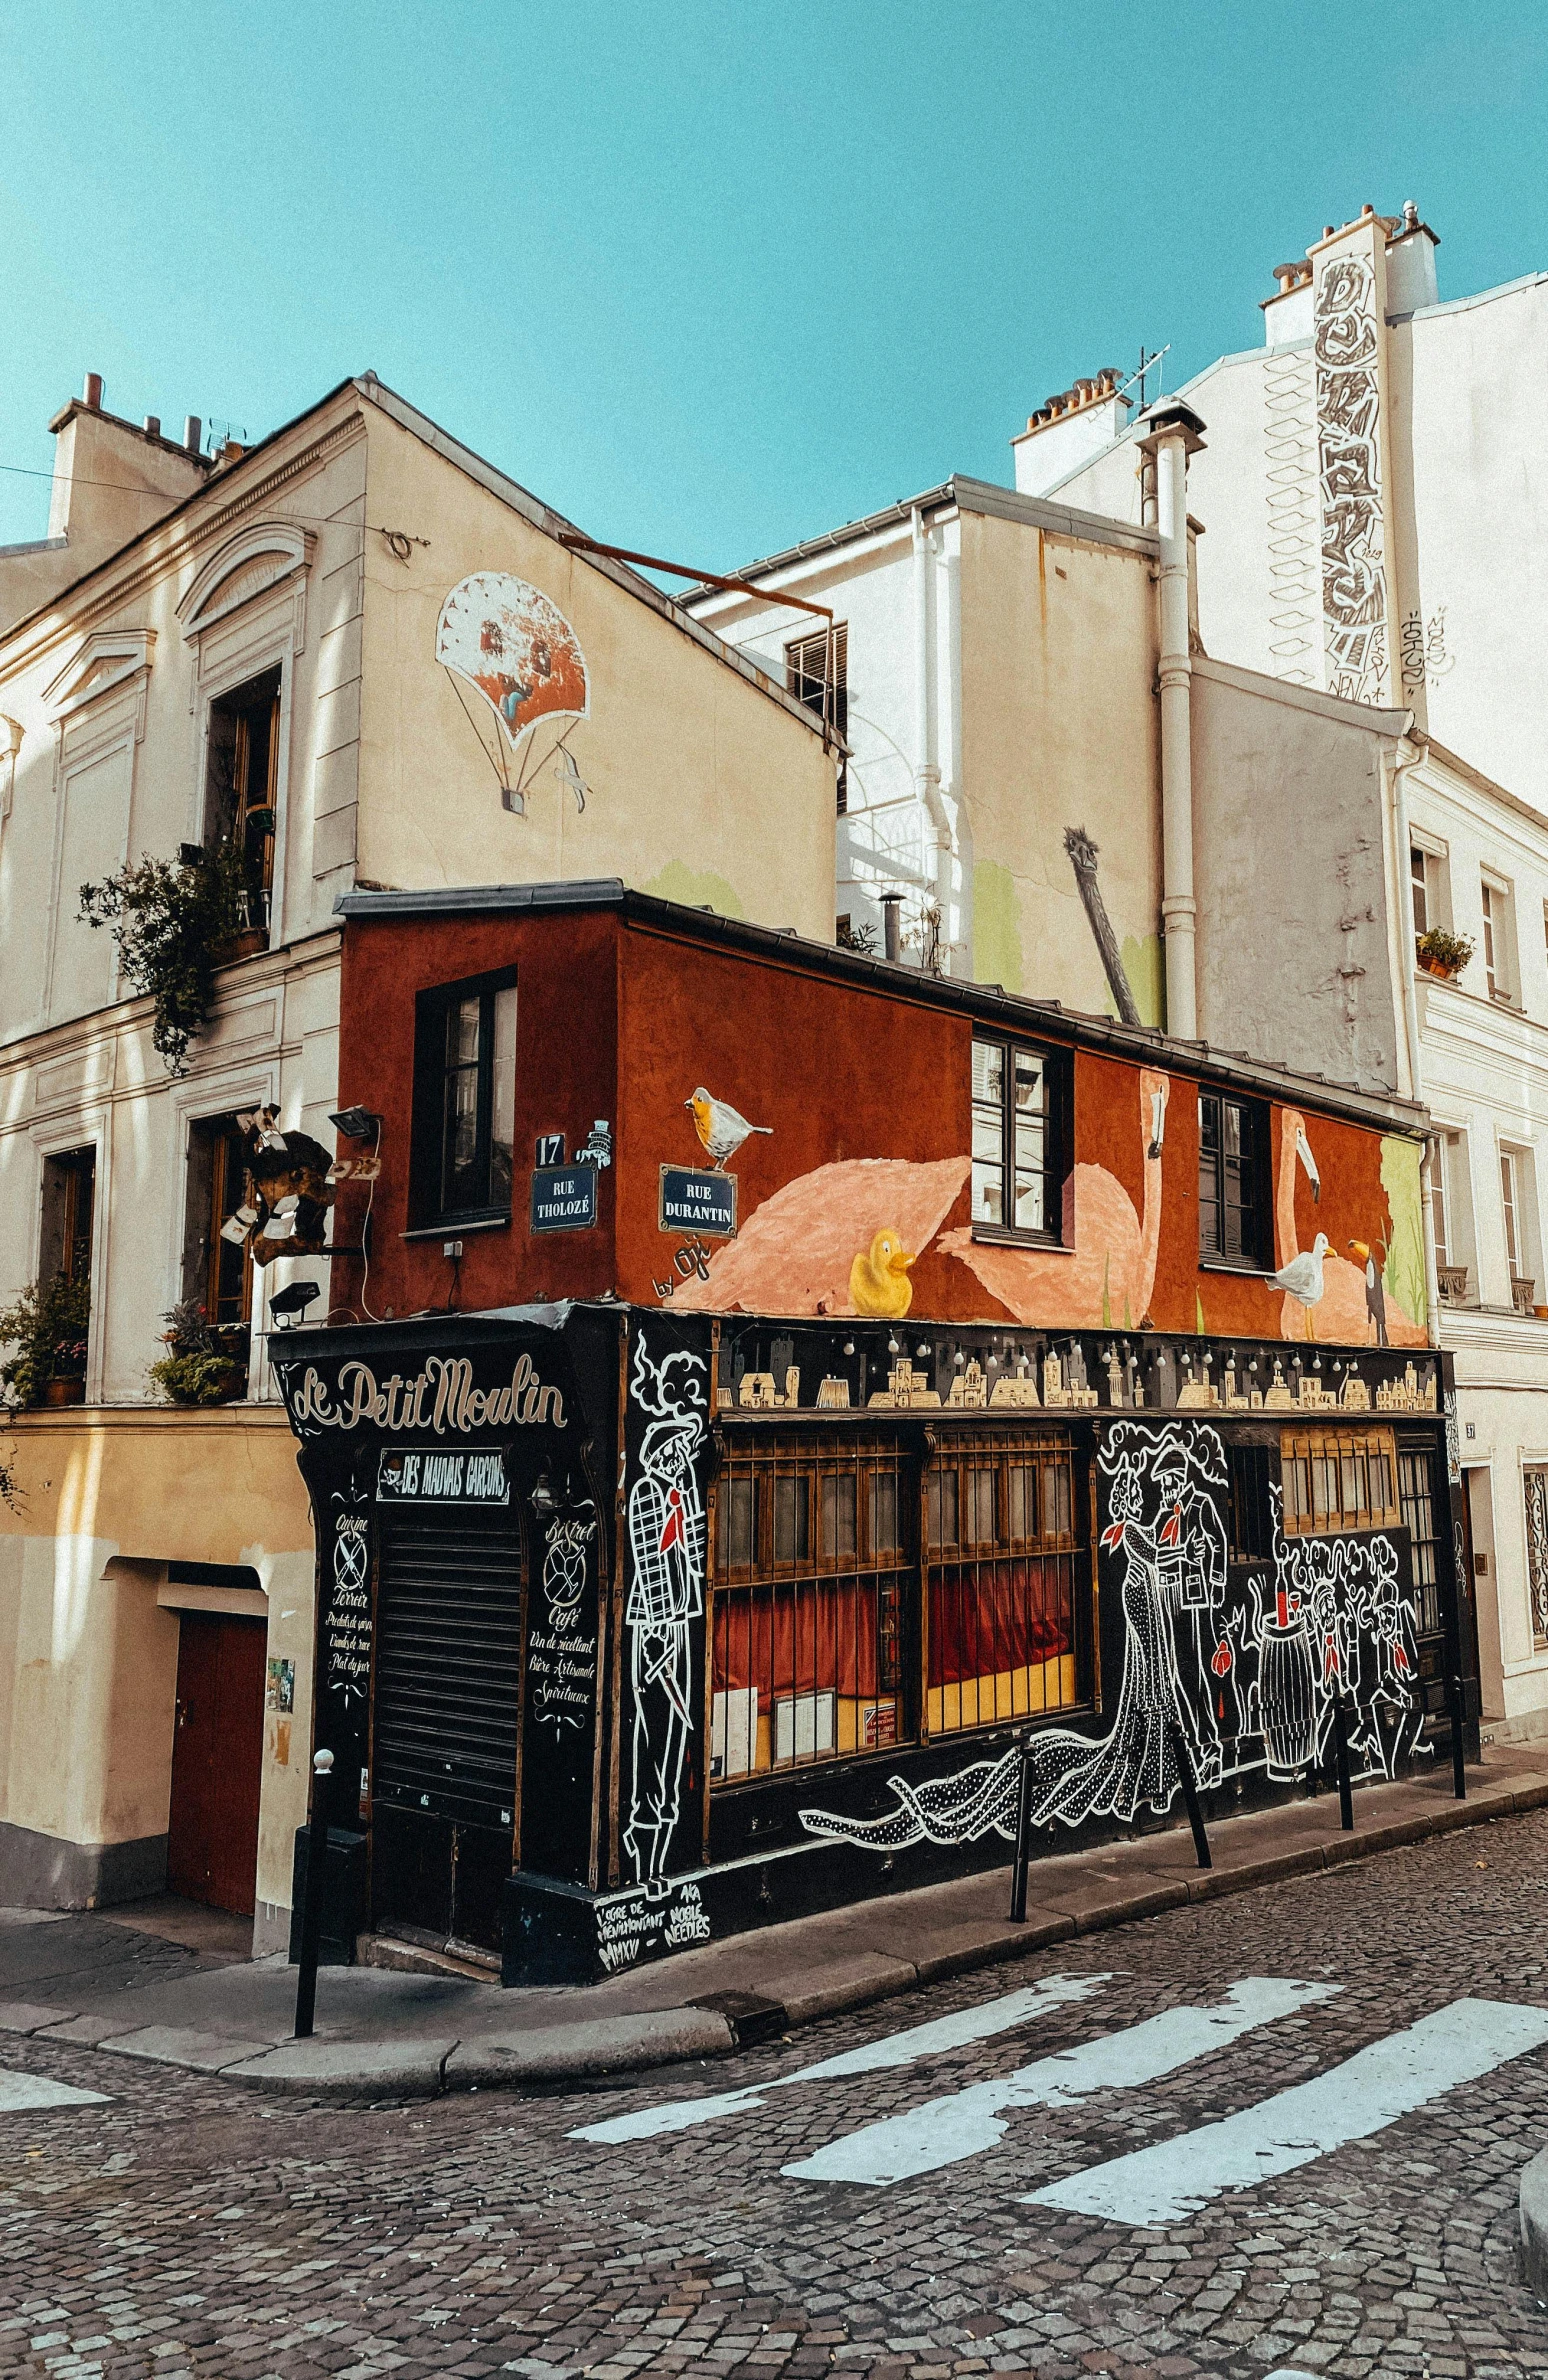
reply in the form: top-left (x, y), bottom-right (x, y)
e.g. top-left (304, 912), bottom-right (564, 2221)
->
top-left (143, 415), bottom-right (161, 440)
top-left (183, 415), bottom-right (202, 454)
top-left (82, 372), bottom-right (103, 410)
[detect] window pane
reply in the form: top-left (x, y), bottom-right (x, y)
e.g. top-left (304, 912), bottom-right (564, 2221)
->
top-left (723, 1476), bottom-right (758, 1568)
top-left (1041, 1459), bottom-right (1072, 1537)
top-left (490, 985), bottom-right (516, 1208)
top-left (927, 1467), bottom-right (959, 1547)
top-left (450, 995), bottom-right (480, 1071)
top-left (871, 1470), bottom-right (900, 1556)
top-left (822, 1473), bottom-right (857, 1560)
top-left (1502, 1153), bottom-right (1520, 1271)
top-left (1006, 1462), bottom-right (1034, 1540)
top-left (1411, 847), bottom-right (1428, 936)
top-left (972, 1041), bottom-right (1004, 1107)
top-left (965, 1467), bottom-right (996, 1544)
top-left (773, 1475), bottom-right (810, 1562)
top-left (971, 1158), bottom-right (1004, 1227)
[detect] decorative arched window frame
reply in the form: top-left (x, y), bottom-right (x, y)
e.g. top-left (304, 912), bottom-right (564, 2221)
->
top-left (39, 635), bottom-right (158, 1028)
top-left (176, 522), bottom-right (315, 950)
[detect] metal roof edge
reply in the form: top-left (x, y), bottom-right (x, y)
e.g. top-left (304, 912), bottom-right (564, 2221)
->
top-left (1192, 653), bottom-right (1412, 737)
top-left (947, 475), bottom-right (1158, 557)
top-left (336, 879), bottom-right (1427, 1135)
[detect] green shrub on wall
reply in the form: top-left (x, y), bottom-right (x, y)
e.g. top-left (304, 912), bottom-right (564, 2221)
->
top-left (0, 1275), bottom-right (91, 1410)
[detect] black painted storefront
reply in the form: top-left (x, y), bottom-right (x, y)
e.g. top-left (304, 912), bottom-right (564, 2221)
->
top-left (275, 1304), bottom-right (1475, 1989)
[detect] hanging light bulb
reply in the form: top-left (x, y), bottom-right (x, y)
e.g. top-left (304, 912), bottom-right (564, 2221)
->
top-left (843, 1340), bottom-right (855, 1358)
top-left (888, 1333), bottom-right (900, 1356)
top-left (953, 1348), bottom-right (965, 1370)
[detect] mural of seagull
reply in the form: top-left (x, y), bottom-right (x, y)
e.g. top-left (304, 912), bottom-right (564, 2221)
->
top-left (686, 1087), bottom-right (772, 1170)
top-left (1273, 1231), bottom-right (1332, 1338)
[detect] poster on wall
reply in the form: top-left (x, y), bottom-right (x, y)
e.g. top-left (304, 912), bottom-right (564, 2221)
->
top-left (619, 1319), bottom-right (713, 1885)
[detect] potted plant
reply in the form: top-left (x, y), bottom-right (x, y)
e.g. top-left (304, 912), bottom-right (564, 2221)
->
top-left (78, 838), bottom-right (252, 1075)
top-left (148, 1301), bottom-right (249, 1407)
top-left (0, 1276), bottom-right (92, 1410)
top-left (1415, 927), bottom-right (1474, 981)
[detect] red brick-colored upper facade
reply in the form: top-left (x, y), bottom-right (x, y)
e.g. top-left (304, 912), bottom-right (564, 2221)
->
top-left (328, 886), bottom-right (1429, 1349)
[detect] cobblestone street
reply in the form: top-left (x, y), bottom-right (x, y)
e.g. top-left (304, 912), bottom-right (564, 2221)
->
top-left (6, 1814), bottom-right (1548, 2380)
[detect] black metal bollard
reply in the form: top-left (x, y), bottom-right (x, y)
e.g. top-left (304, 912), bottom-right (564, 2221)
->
top-left (1008, 1733), bottom-right (1036, 1922)
top-left (1330, 1693), bottom-right (1354, 1832)
top-left (1449, 1672), bottom-right (1468, 1801)
top-left (293, 1748), bottom-right (335, 2040)
top-left (1167, 1722), bottom-right (1212, 1871)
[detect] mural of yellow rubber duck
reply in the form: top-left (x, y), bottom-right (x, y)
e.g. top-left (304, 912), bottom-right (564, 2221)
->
top-left (850, 1228), bottom-right (916, 1319)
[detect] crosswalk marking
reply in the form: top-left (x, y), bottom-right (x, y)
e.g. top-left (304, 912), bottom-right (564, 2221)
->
top-left (781, 1977), bottom-right (1336, 2187)
top-left (568, 1971), bottom-right (1110, 2146)
top-left (1026, 1995), bottom-right (1548, 2227)
top-left (0, 2065), bottom-right (109, 2113)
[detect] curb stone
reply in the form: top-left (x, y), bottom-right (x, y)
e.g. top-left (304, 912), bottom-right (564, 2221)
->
top-left (0, 2003), bottom-right (78, 2035)
top-left (57, 1773), bottom-right (1542, 2097)
top-left (1522, 2147), bottom-right (1548, 2299)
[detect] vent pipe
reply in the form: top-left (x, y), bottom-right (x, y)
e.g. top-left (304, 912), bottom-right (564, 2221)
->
top-left (1137, 398), bottom-right (1207, 1039)
top-left (82, 371), bottom-right (103, 410)
top-left (881, 893), bottom-right (903, 963)
top-left (183, 415), bottom-right (202, 454)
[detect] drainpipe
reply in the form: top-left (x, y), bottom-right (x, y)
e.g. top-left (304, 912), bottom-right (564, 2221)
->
top-left (1137, 399), bottom-right (1206, 1040)
top-left (911, 507), bottom-right (954, 968)
top-left (1387, 734), bottom-right (1442, 1347)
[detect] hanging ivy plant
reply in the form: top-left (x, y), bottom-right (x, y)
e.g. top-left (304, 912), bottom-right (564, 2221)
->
top-left (78, 840), bottom-right (250, 1075)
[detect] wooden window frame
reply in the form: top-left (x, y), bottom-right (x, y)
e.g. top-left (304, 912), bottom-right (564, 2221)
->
top-left (1279, 1425), bottom-right (1400, 1537)
top-left (409, 967), bottom-right (518, 1230)
top-left (970, 1034), bottom-right (1070, 1248)
top-left (1198, 1089), bottom-right (1272, 1271)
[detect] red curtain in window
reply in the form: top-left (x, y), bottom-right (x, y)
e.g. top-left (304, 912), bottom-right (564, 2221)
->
top-left (928, 1557), bottom-right (1072, 1688)
top-left (712, 1577), bottom-right (885, 1709)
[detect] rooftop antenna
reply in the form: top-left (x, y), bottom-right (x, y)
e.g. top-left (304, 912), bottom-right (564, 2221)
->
top-left (1119, 344), bottom-right (1171, 412)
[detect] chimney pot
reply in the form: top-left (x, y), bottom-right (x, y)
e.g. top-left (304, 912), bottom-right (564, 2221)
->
top-left (143, 414), bottom-right (161, 440)
top-left (184, 414), bottom-right (202, 454)
top-left (881, 892), bottom-right (903, 963)
top-left (83, 372), bottom-right (103, 410)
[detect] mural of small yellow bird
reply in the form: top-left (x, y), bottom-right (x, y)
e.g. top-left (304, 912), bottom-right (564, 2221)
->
top-left (850, 1228), bottom-right (916, 1319)
top-left (685, 1086), bottom-right (772, 1170)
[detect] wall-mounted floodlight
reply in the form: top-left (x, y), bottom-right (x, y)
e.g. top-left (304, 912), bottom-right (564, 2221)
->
top-left (329, 1107), bottom-right (383, 1142)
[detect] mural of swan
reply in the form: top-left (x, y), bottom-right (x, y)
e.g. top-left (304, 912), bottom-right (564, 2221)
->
top-left (667, 1156), bottom-right (970, 1316)
top-left (940, 1069), bottom-right (1170, 1329)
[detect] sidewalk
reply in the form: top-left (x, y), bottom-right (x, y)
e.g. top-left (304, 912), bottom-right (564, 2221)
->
top-left (5, 1745), bottom-right (1547, 2100)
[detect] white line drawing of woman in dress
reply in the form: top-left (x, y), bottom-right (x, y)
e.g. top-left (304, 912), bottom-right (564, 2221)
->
top-left (624, 1335), bottom-right (707, 1883)
top-left (800, 1421), bottom-right (1228, 1852)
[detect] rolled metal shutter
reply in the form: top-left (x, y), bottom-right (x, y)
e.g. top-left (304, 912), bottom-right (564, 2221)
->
top-left (375, 1518), bottom-right (523, 1824)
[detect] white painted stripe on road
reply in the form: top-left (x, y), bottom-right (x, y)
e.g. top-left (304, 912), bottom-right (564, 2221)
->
top-left (782, 1977), bottom-right (1337, 2187)
top-left (0, 2064), bottom-right (109, 2112)
top-left (569, 1972), bottom-right (1110, 2145)
top-left (1026, 1995), bottom-right (1548, 2228)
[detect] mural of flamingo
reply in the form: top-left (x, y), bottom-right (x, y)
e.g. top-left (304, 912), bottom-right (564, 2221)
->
top-left (941, 1070), bottom-right (1170, 1328)
top-left (1275, 1108), bottom-right (1394, 1343)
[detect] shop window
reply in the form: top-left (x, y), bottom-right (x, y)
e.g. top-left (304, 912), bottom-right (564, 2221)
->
top-left (410, 969), bottom-right (518, 1228)
top-left (1280, 1426), bottom-right (1399, 1538)
top-left (39, 1145), bottom-right (96, 1289)
top-left (183, 1115), bottom-right (253, 1327)
top-left (1399, 1442), bottom-right (1443, 1638)
top-left (711, 1433), bottom-right (910, 1781)
top-left (204, 665), bottom-right (281, 943)
top-left (970, 1036), bottom-right (1068, 1243)
top-left (1198, 1091), bottom-right (1270, 1269)
top-left (927, 1431), bottom-right (1080, 1737)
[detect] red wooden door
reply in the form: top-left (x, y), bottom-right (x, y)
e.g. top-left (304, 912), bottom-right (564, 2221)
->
top-left (166, 1613), bottom-right (266, 1914)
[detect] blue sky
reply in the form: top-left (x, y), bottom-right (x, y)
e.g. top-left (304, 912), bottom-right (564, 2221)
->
top-left (4, 1), bottom-right (1545, 567)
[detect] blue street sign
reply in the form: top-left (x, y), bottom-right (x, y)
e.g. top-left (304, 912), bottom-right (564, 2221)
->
top-left (531, 1165), bottom-right (598, 1233)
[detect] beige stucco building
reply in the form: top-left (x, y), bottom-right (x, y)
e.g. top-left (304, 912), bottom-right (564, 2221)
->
top-left (0, 371), bottom-right (835, 1942)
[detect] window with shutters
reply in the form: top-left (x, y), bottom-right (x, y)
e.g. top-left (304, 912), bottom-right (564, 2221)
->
top-left (787, 624), bottom-right (848, 810)
top-left (1198, 1091), bottom-right (1270, 1269)
top-left (39, 1146), bottom-right (96, 1291)
top-left (410, 968), bottom-right (518, 1228)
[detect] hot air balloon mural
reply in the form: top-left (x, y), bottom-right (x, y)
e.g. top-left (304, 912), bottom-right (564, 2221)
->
top-left (435, 572), bottom-right (590, 811)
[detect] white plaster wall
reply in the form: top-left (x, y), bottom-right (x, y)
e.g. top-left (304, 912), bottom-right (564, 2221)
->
top-left (1395, 278), bottom-right (1548, 806)
top-left (1408, 753), bottom-right (1548, 1728)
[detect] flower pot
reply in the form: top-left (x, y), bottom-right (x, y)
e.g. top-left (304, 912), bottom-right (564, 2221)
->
top-left (1417, 955), bottom-right (1458, 981)
top-left (42, 1377), bottom-right (85, 1408)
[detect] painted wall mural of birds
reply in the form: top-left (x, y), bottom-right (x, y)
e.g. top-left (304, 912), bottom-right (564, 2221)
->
top-left (1273, 1109), bottom-right (1421, 1343)
top-left (849, 1228), bottom-right (917, 1319)
top-left (685, 1087), bottom-right (771, 1170)
top-left (1272, 1231), bottom-right (1332, 1335)
top-left (1349, 1239), bottom-right (1389, 1344)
